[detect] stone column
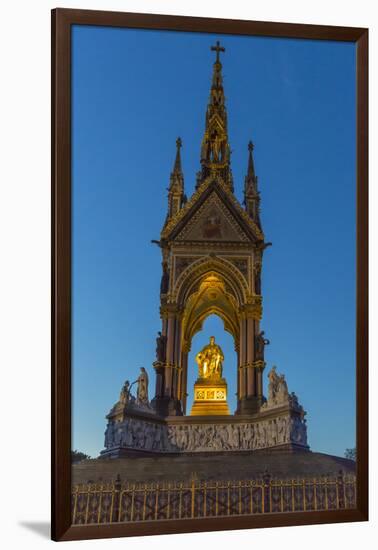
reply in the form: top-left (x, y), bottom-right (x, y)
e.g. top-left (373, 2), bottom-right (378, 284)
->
top-left (180, 351), bottom-right (188, 415)
top-left (238, 317), bottom-right (247, 401)
top-left (237, 299), bottom-right (263, 415)
top-left (164, 314), bottom-right (175, 397)
top-left (236, 348), bottom-right (240, 406)
top-left (154, 364), bottom-right (164, 398)
top-left (246, 317), bottom-right (256, 396)
top-left (256, 365), bottom-right (264, 399)
top-left (152, 305), bottom-right (183, 416)
top-left (172, 317), bottom-right (182, 400)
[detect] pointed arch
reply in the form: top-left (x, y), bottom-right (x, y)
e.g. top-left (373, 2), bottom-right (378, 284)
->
top-left (180, 273), bottom-right (240, 354)
top-left (174, 256), bottom-right (249, 307)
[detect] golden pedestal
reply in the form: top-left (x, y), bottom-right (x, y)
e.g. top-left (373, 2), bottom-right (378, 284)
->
top-left (190, 377), bottom-right (231, 416)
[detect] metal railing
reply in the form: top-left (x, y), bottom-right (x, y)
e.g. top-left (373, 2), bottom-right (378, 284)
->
top-left (71, 472), bottom-right (356, 524)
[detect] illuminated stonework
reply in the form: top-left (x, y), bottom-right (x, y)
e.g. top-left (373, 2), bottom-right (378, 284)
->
top-left (190, 336), bottom-right (230, 415)
top-left (190, 379), bottom-right (230, 416)
top-left (101, 42), bottom-right (311, 458)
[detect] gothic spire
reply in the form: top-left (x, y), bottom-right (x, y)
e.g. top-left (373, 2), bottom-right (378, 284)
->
top-left (244, 141), bottom-right (261, 228)
top-left (198, 41), bottom-right (233, 190)
top-left (167, 137), bottom-right (186, 218)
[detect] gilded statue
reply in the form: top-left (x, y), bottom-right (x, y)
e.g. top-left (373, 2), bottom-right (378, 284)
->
top-left (195, 336), bottom-right (224, 379)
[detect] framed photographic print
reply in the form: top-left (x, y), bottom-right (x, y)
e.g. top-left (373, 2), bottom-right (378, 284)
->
top-left (51, 8), bottom-right (368, 542)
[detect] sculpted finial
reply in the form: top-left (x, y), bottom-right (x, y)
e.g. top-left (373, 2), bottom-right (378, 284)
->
top-left (211, 40), bottom-right (225, 63)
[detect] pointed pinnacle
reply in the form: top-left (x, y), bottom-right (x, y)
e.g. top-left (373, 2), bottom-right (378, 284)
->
top-left (173, 137), bottom-right (182, 173)
top-left (247, 140), bottom-right (255, 177)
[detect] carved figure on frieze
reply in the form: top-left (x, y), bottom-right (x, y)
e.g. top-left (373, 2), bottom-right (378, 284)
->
top-left (241, 423), bottom-right (253, 450)
top-left (251, 425), bottom-right (258, 449)
top-left (123, 420), bottom-right (134, 447)
top-left (219, 425), bottom-right (228, 450)
top-left (115, 426), bottom-right (123, 446)
top-left (201, 425), bottom-right (212, 448)
top-left (135, 422), bottom-right (146, 448)
top-left (232, 424), bottom-right (241, 448)
top-left (192, 426), bottom-right (202, 450)
top-left (254, 422), bottom-right (263, 448)
top-left (276, 417), bottom-right (286, 444)
top-left (269, 420), bottom-right (278, 446)
top-left (144, 424), bottom-right (155, 450)
top-left (178, 426), bottom-right (186, 450)
top-left (152, 425), bottom-right (162, 451)
top-left (255, 330), bottom-right (270, 361)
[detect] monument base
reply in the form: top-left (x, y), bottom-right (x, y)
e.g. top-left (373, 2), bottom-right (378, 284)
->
top-left (190, 377), bottom-right (230, 416)
top-left (101, 400), bottom-right (309, 457)
top-left (102, 366), bottom-right (309, 457)
top-left (75, 451), bottom-right (355, 485)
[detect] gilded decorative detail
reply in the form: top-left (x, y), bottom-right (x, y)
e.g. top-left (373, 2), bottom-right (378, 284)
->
top-left (195, 388), bottom-right (226, 401)
top-left (195, 336), bottom-right (224, 380)
top-left (239, 361), bottom-right (265, 370)
top-left (72, 475), bottom-right (357, 524)
top-left (180, 274), bottom-right (240, 348)
top-left (252, 360), bottom-right (266, 370)
top-left (173, 255), bottom-right (249, 304)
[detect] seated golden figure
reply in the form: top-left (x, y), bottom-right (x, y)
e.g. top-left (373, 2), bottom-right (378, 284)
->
top-left (195, 336), bottom-right (224, 379)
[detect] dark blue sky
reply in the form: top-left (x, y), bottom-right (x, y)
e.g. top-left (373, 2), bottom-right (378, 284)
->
top-left (71, 25), bottom-right (356, 458)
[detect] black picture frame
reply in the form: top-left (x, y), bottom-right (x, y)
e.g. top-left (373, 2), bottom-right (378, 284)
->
top-left (52, 8), bottom-right (368, 541)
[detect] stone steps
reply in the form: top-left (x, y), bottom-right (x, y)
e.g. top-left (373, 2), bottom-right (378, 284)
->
top-left (72, 450), bottom-right (355, 485)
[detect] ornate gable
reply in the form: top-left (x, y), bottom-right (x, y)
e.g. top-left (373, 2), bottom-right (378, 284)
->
top-left (161, 176), bottom-right (264, 242)
top-left (175, 190), bottom-right (249, 242)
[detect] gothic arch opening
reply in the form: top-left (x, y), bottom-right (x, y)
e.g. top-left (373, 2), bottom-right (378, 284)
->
top-left (180, 271), bottom-right (240, 354)
top-left (187, 314), bottom-right (237, 415)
